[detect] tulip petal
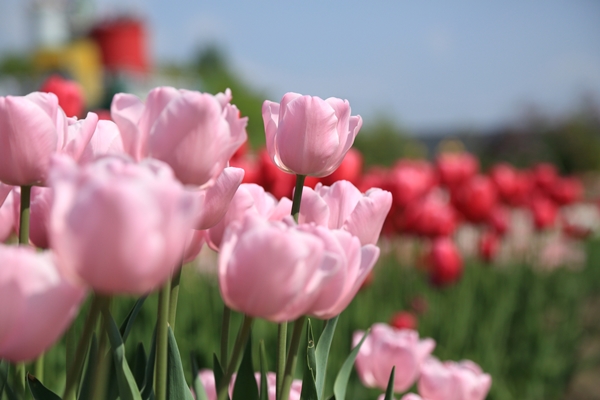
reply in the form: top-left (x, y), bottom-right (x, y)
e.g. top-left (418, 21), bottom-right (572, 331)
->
top-left (192, 167), bottom-right (244, 230)
top-left (111, 93), bottom-right (144, 160)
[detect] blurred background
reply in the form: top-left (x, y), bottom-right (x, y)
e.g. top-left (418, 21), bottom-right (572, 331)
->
top-left (2, 1), bottom-right (600, 399)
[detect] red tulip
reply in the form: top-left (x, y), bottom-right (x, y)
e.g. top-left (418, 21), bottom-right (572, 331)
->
top-left (479, 231), bottom-right (500, 263)
top-left (551, 177), bottom-right (583, 206)
top-left (428, 238), bottom-right (463, 286)
top-left (321, 148), bottom-right (363, 186)
top-left (436, 152), bottom-right (479, 189)
top-left (401, 194), bottom-right (456, 238)
top-left (530, 196), bottom-right (557, 230)
top-left (389, 160), bottom-right (436, 208)
top-left (488, 206), bottom-right (510, 236)
top-left (390, 311), bottom-right (418, 331)
top-left (533, 163), bottom-right (558, 195)
top-left (490, 163), bottom-right (518, 203)
top-left (40, 74), bottom-right (85, 118)
top-left (451, 175), bottom-right (497, 223)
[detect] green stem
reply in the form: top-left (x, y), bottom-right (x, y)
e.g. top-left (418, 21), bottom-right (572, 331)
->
top-left (33, 354), bottom-right (44, 383)
top-left (276, 323), bottom-right (287, 398)
top-left (169, 262), bottom-right (183, 331)
top-left (91, 311), bottom-right (109, 400)
top-left (18, 185), bottom-right (31, 246)
top-left (217, 315), bottom-right (254, 400)
top-left (63, 295), bottom-right (103, 400)
top-left (291, 175), bottom-right (306, 221)
top-left (155, 278), bottom-right (172, 400)
top-left (220, 305), bottom-right (231, 367)
top-left (13, 185), bottom-right (32, 398)
top-left (279, 316), bottom-right (306, 400)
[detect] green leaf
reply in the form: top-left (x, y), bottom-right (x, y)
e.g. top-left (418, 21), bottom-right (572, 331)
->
top-left (103, 309), bottom-right (143, 400)
top-left (140, 326), bottom-right (157, 400)
top-left (0, 360), bottom-right (9, 397)
top-left (332, 329), bottom-right (370, 400)
top-left (190, 354), bottom-right (210, 400)
top-left (300, 320), bottom-right (318, 400)
top-left (120, 296), bottom-right (147, 344)
top-left (258, 341), bottom-right (268, 400)
top-left (132, 343), bottom-right (147, 389)
top-left (78, 333), bottom-right (99, 400)
top-left (232, 334), bottom-right (258, 400)
top-left (315, 316), bottom-right (338, 400)
top-left (26, 374), bottom-right (61, 400)
top-left (383, 366), bottom-right (395, 400)
top-left (166, 326), bottom-right (194, 400)
top-left (212, 354), bottom-right (229, 400)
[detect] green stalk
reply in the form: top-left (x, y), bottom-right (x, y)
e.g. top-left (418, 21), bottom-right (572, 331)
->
top-left (33, 354), bottom-right (44, 383)
top-left (155, 278), bottom-right (172, 400)
top-left (279, 316), bottom-right (306, 400)
top-left (291, 175), bottom-right (306, 221)
top-left (217, 315), bottom-right (254, 400)
top-left (276, 174), bottom-right (306, 396)
top-left (13, 185), bottom-right (32, 397)
top-left (220, 305), bottom-right (231, 367)
top-left (91, 310), bottom-right (110, 400)
top-left (63, 295), bottom-right (103, 400)
top-left (276, 323), bottom-right (287, 398)
top-left (169, 262), bottom-right (183, 331)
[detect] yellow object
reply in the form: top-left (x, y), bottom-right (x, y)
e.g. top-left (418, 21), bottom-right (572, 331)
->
top-left (33, 39), bottom-right (104, 108)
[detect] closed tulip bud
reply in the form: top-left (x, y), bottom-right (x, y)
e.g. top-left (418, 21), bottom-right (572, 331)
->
top-left (428, 238), bottom-right (463, 286)
top-left (299, 180), bottom-right (392, 245)
top-left (354, 324), bottom-right (435, 392)
top-left (390, 311), bottom-right (418, 331)
top-left (40, 74), bottom-right (85, 118)
top-left (0, 93), bottom-right (97, 186)
top-left (111, 87), bottom-right (247, 186)
top-left (418, 357), bottom-right (492, 400)
top-left (48, 155), bottom-right (197, 294)
top-left (262, 92), bottom-right (362, 177)
top-left (0, 245), bottom-right (86, 362)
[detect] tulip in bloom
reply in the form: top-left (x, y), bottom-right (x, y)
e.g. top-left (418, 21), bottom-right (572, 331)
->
top-left (111, 87), bottom-right (247, 186)
top-left (0, 93), bottom-right (97, 186)
top-left (0, 187), bottom-right (16, 242)
top-left (354, 324), bottom-right (435, 392)
top-left (196, 370), bottom-right (301, 400)
top-left (418, 357), bottom-right (492, 400)
top-left (262, 92), bottom-right (362, 177)
top-left (40, 74), bottom-right (85, 118)
top-left (0, 245), bottom-right (86, 361)
top-left (48, 155), bottom-right (197, 294)
top-left (299, 180), bottom-right (392, 245)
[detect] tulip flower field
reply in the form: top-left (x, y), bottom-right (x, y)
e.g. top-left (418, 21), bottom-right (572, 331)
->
top-left (1, 77), bottom-right (599, 400)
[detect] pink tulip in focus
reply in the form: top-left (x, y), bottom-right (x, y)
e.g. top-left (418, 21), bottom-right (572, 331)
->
top-left (48, 155), bottom-right (196, 294)
top-left (206, 183), bottom-right (292, 251)
top-left (0, 93), bottom-right (97, 186)
top-left (418, 357), bottom-right (492, 400)
top-left (190, 167), bottom-right (245, 230)
top-left (299, 180), bottom-right (392, 245)
top-left (40, 74), bottom-right (85, 118)
top-left (78, 120), bottom-right (125, 164)
top-left (262, 92), bottom-right (362, 177)
top-left (298, 224), bottom-right (380, 319)
top-left (111, 87), bottom-right (247, 186)
top-left (219, 214), bottom-right (340, 322)
top-left (29, 186), bottom-right (53, 249)
top-left (0, 245), bottom-right (86, 362)
top-left (354, 324), bottom-right (435, 392)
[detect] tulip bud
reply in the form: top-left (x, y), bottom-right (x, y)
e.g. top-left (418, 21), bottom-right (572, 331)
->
top-left (428, 238), bottom-right (463, 286)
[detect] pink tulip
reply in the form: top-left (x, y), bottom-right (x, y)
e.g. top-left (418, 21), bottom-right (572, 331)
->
top-left (399, 395), bottom-right (423, 400)
top-left (260, 372), bottom-right (302, 400)
top-left (0, 245), bottom-right (86, 361)
top-left (40, 74), bottom-right (85, 118)
top-left (219, 214), bottom-right (340, 322)
top-left (182, 230), bottom-right (206, 264)
top-left (299, 180), bottom-right (392, 245)
top-left (78, 120), bottom-right (125, 164)
top-left (354, 324), bottom-right (435, 392)
top-left (0, 188), bottom-right (16, 242)
top-left (195, 370), bottom-right (302, 400)
top-left (0, 93), bottom-right (97, 186)
top-left (206, 183), bottom-right (292, 251)
top-left (418, 357), bottom-right (492, 400)
top-left (262, 92), bottom-right (362, 177)
top-left (111, 87), bottom-right (247, 186)
top-left (11, 186), bottom-right (54, 248)
top-left (191, 167), bottom-right (245, 230)
top-left (48, 155), bottom-right (196, 294)
top-left (298, 224), bottom-right (380, 319)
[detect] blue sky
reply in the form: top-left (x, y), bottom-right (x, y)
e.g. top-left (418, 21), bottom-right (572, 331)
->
top-left (1, 1), bottom-right (599, 132)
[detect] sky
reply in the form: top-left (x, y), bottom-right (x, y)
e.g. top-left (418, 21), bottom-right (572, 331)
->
top-left (1, 1), bottom-right (599, 132)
